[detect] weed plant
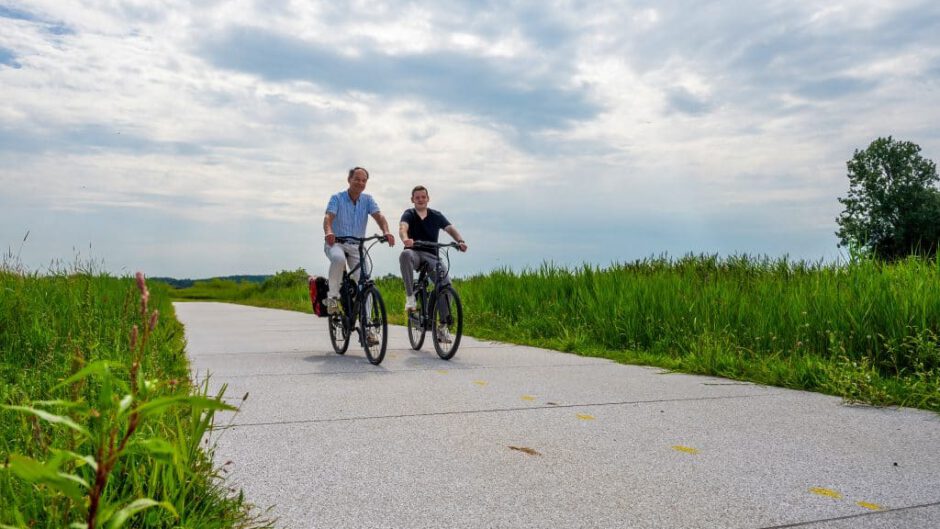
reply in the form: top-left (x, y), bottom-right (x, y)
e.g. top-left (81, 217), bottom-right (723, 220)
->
top-left (0, 265), bottom-right (271, 528)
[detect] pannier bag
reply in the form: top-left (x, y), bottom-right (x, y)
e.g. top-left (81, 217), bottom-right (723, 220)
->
top-left (309, 276), bottom-right (329, 317)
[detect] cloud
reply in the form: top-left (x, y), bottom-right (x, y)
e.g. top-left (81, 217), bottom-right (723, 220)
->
top-left (2, 0), bottom-right (939, 276)
top-left (796, 76), bottom-right (878, 100)
top-left (197, 25), bottom-right (599, 131)
top-left (666, 87), bottom-right (713, 115)
top-left (0, 123), bottom-right (208, 155)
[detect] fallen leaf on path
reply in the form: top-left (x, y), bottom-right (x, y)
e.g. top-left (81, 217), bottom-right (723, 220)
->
top-left (508, 446), bottom-right (542, 456)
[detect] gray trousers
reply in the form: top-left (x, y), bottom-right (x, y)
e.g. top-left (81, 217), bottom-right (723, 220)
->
top-left (400, 249), bottom-right (454, 322)
top-left (400, 249), bottom-right (450, 296)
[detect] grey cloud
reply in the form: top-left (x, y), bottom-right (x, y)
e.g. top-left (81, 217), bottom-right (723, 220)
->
top-left (198, 26), bottom-right (598, 131)
top-left (0, 124), bottom-right (208, 156)
top-left (259, 94), bottom-right (356, 130)
top-left (609, 1), bottom-right (939, 115)
top-left (796, 76), bottom-right (877, 100)
top-left (666, 87), bottom-right (713, 115)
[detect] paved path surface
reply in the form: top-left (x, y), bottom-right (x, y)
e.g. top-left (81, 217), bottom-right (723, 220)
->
top-left (175, 302), bottom-right (940, 529)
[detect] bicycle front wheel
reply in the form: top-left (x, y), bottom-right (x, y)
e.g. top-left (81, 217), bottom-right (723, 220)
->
top-left (407, 290), bottom-right (427, 350)
top-left (431, 285), bottom-right (462, 360)
top-left (329, 313), bottom-right (350, 354)
top-left (361, 286), bottom-right (388, 365)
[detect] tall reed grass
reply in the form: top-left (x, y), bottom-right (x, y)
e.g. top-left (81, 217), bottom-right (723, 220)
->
top-left (449, 254), bottom-right (940, 410)
top-left (0, 264), bottom-right (271, 528)
top-left (169, 254), bottom-right (940, 411)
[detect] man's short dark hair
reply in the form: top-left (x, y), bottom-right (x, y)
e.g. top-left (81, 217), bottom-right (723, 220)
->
top-left (348, 166), bottom-right (370, 179)
top-left (411, 185), bottom-right (428, 197)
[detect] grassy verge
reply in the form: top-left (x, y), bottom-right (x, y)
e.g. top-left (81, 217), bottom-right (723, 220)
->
top-left (1, 267), bottom-right (271, 528)
top-left (170, 255), bottom-right (940, 412)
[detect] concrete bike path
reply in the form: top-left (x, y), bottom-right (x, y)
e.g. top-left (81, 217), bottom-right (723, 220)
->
top-left (174, 302), bottom-right (940, 529)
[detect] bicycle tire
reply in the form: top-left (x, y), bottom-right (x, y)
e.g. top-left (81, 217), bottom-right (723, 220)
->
top-left (361, 286), bottom-right (388, 365)
top-left (431, 285), bottom-right (462, 360)
top-left (407, 289), bottom-right (427, 350)
top-left (328, 313), bottom-right (350, 354)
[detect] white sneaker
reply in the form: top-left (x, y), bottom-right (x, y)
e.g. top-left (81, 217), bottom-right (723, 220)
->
top-left (325, 297), bottom-right (340, 315)
top-left (367, 329), bottom-right (380, 345)
top-left (437, 325), bottom-right (452, 344)
top-left (405, 295), bottom-right (417, 312)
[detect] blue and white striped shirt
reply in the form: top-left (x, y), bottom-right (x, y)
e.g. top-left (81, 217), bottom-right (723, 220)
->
top-left (325, 191), bottom-right (380, 237)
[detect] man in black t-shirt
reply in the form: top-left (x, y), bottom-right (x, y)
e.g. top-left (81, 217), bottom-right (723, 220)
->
top-left (399, 186), bottom-right (468, 335)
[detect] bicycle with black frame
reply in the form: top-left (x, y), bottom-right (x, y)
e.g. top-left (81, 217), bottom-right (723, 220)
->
top-left (328, 234), bottom-right (391, 365)
top-left (406, 241), bottom-right (463, 359)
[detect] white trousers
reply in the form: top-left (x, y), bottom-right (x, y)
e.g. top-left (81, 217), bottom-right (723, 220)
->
top-left (324, 242), bottom-right (372, 298)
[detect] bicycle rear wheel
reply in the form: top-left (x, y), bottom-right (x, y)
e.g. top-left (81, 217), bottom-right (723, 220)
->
top-left (361, 286), bottom-right (388, 365)
top-left (407, 289), bottom-right (427, 350)
top-left (328, 313), bottom-right (350, 354)
top-left (431, 285), bottom-right (462, 360)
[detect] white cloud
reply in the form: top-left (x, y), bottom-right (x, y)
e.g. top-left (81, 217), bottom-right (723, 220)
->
top-left (2, 0), bottom-right (939, 276)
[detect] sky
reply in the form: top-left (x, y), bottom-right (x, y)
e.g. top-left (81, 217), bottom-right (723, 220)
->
top-left (1, 0), bottom-right (939, 279)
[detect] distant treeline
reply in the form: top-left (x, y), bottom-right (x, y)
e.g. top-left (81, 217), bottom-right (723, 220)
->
top-left (151, 275), bottom-right (270, 289)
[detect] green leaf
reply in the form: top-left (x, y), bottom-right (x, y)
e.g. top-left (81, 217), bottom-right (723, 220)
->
top-left (56, 471), bottom-right (89, 489)
top-left (106, 498), bottom-right (178, 529)
top-left (8, 454), bottom-right (86, 502)
top-left (133, 395), bottom-right (235, 418)
top-left (31, 399), bottom-right (87, 410)
top-left (50, 448), bottom-right (98, 471)
top-left (53, 360), bottom-right (112, 391)
top-left (98, 371), bottom-right (114, 412)
top-left (127, 438), bottom-right (177, 464)
top-left (1, 405), bottom-right (89, 437)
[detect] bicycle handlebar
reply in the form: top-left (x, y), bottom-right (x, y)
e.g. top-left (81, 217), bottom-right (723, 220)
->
top-left (410, 241), bottom-right (461, 249)
top-left (335, 234), bottom-right (391, 245)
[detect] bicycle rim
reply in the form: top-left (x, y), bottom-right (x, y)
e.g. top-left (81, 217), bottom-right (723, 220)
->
top-left (431, 286), bottom-right (462, 360)
top-left (407, 290), bottom-right (427, 350)
top-left (328, 313), bottom-right (350, 354)
top-left (361, 287), bottom-right (388, 365)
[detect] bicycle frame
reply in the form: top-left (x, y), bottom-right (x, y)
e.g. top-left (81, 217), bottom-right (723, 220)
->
top-left (335, 235), bottom-right (387, 344)
top-left (410, 241), bottom-right (459, 330)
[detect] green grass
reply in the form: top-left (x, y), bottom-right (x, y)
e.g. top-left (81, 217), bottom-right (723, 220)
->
top-left (449, 255), bottom-right (940, 411)
top-left (171, 254), bottom-right (940, 412)
top-left (166, 269), bottom-right (311, 312)
top-left (1, 266), bottom-right (272, 528)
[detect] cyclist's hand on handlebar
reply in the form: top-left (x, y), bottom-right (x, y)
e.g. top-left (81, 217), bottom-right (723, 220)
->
top-left (384, 233), bottom-right (396, 247)
top-left (325, 233), bottom-right (336, 246)
top-left (458, 241), bottom-right (468, 252)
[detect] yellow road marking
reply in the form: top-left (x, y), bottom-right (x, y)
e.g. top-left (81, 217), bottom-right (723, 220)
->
top-left (856, 501), bottom-right (883, 511)
top-left (576, 413), bottom-right (595, 420)
top-left (520, 395), bottom-right (536, 401)
top-left (809, 487), bottom-right (843, 499)
top-left (473, 380), bottom-right (487, 386)
top-left (436, 370), bottom-right (448, 374)
top-left (672, 445), bottom-right (699, 455)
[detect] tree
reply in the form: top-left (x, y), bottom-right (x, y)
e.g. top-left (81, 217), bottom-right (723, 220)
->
top-left (836, 136), bottom-right (940, 260)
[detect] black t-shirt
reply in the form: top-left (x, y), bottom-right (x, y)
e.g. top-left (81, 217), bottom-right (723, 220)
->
top-left (401, 208), bottom-right (451, 254)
